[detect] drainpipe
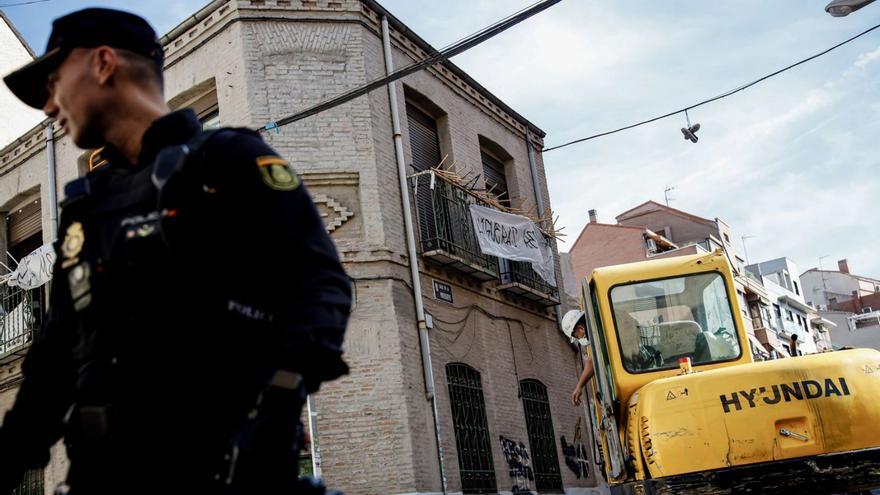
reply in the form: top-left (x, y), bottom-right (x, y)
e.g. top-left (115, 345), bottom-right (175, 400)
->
top-left (306, 395), bottom-right (322, 478)
top-left (45, 123), bottom-right (58, 240)
top-left (525, 133), bottom-right (562, 327)
top-left (382, 16), bottom-right (448, 494)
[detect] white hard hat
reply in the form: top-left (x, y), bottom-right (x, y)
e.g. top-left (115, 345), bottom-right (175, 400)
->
top-left (561, 309), bottom-right (586, 344)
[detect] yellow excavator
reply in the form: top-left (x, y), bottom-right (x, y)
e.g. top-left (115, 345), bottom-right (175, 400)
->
top-left (579, 250), bottom-right (880, 494)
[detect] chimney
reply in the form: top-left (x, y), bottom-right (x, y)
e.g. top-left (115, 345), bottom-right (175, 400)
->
top-left (838, 259), bottom-right (850, 274)
top-left (588, 209), bottom-right (598, 223)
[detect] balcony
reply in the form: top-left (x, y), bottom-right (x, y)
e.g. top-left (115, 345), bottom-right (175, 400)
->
top-left (410, 172), bottom-right (497, 281)
top-left (498, 260), bottom-right (560, 307)
top-left (409, 172), bottom-right (559, 304)
top-left (0, 285), bottom-right (44, 363)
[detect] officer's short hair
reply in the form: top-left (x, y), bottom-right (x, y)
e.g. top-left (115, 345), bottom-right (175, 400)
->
top-left (117, 48), bottom-right (164, 93)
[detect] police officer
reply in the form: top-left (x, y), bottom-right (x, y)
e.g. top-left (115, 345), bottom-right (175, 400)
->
top-left (0, 8), bottom-right (350, 494)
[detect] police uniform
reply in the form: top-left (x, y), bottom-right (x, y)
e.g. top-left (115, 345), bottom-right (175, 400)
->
top-left (0, 9), bottom-right (350, 495)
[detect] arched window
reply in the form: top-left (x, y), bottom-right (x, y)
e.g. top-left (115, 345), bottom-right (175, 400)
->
top-left (446, 363), bottom-right (496, 493)
top-left (520, 379), bottom-right (563, 491)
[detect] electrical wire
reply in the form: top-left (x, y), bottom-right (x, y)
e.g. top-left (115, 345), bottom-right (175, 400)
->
top-left (258, 0), bottom-right (562, 132)
top-left (0, 0), bottom-right (54, 7)
top-left (543, 21), bottom-right (880, 152)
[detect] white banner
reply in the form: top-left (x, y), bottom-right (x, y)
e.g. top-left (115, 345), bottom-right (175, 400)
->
top-left (469, 204), bottom-right (556, 286)
top-left (8, 244), bottom-right (55, 290)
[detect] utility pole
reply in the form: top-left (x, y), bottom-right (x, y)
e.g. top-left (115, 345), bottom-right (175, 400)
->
top-left (819, 255), bottom-right (830, 306)
top-left (664, 185), bottom-right (676, 206)
top-left (741, 235), bottom-right (755, 266)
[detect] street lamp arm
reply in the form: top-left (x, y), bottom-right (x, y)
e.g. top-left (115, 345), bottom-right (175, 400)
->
top-left (826, 0), bottom-right (877, 17)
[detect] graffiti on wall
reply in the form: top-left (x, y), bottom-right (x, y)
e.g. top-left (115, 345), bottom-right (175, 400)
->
top-left (499, 436), bottom-right (534, 494)
top-left (560, 417), bottom-right (590, 479)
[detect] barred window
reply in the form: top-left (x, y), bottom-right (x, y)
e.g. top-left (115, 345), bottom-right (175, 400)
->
top-left (8, 468), bottom-right (43, 495)
top-left (520, 379), bottom-right (563, 491)
top-left (446, 363), bottom-right (496, 493)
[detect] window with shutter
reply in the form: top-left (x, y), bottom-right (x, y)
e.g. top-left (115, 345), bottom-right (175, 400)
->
top-left (407, 104), bottom-right (442, 245)
top-left (7, 198), bottom-right (40, 248)
top-left (480, 151), bottom-right (509, 204)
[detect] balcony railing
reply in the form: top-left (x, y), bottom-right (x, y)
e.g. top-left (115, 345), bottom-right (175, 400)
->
top-left (499, 260), bottom-right (559, 306)
top-left (408, 172), bottom-right (559, 303)
top-left (0, 285), bottom-right (44, 362)
top-left (410, 172), bottom-right (498, 280)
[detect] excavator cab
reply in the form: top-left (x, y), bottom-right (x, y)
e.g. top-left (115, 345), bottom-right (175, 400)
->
top-left (579, 250), bottom-right (880, 494)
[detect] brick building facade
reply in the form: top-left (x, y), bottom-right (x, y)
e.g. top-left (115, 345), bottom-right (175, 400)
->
top-left (0, 1), bottom-right (600, 493)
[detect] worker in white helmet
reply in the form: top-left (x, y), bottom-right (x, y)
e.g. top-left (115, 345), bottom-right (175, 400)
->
top-left (562, 309), bottom-right (594, 406)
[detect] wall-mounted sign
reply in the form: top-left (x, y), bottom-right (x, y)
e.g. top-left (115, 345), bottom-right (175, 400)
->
top-left (433, 279), bottom-right (454, 304)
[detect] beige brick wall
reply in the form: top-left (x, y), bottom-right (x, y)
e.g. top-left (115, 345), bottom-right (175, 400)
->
top-left (0, 1), bottom-right (597, 493)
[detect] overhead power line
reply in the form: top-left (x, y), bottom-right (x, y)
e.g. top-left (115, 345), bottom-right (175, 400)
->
top-left (0, 0), bottom-right (54, 7)
top-left (259, 0), bottom-right (562, 132)
top-left (543, 21), bottom-right (880, 152)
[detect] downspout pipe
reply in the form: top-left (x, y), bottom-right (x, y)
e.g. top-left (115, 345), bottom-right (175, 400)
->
top-left (45, 123), bottom-right (58, 240)
top-left (382, 16), bottom-right (448, 495)
top-left (526, 133), bottom-right (562, 327)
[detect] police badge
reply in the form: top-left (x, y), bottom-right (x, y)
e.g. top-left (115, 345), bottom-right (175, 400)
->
top-left (256, 155), bottom-right (301, 191)
top-left (62, 222), bottom-right (85, 259)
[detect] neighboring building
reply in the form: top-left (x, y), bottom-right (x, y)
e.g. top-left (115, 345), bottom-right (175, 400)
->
top-left (615, 201), bottom-right (739, 260)
top-left (746, 258), bottom-right (821, 356)
top-left (800, 259), bottom-right (880, 351)
top-left (0, 2), bottom-right (600, 494)
top-left (820, 309), bottom-right (880, 351)
top-left (567, 202), bottom-right (771, 360)
top-left (0, 12), bottom-right (44, 148)
top-left (801, 259), bottom-right (880, 310)
top-left (567, 208), bottom-right (680, 283)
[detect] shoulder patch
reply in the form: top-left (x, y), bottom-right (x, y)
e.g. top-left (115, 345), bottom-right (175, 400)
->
top-left (255, 155), bottom-right (301, 191)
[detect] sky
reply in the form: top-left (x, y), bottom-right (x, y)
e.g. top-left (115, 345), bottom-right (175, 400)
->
top-left (5, 0), bottom-right (880, 279)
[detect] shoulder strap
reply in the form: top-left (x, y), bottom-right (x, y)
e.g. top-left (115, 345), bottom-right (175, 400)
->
top-left (150, 129), bottom-right (227, 193)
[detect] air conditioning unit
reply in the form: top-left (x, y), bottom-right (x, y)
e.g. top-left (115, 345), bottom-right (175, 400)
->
top-left (862, 307), bottom-right (874, 314)
top-left (646, 238), bottom-right (657, 252)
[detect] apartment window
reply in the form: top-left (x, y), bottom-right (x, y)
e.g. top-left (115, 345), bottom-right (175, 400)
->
top-left (407, 103), bottom-right (443, 244)
top-left (168, 77), bottom-right (219, 127)
top-left (480, 149), bottom-right (509, 204)
top-left (3, 196), bottom-right (46, 358)
top-left (723, 233), bottom-right (730, 243)
top-left (7, 197), bottom-right (41, 264)
top-left (200, 108), bottom-right (220, 130)
top-left (786, 310), bottom-right (793, 322)
top-left (446, 363), bottom-right (496, 493)
top-left (793, 281), bottom-right (800, 296)
top-left (520, 379), bottom-right (563, 491)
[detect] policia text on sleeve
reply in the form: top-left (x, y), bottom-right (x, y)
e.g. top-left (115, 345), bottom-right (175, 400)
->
top-left (0, 8), bottom-right (351, 495)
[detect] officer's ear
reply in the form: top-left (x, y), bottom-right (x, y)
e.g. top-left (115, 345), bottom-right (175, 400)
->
top-left (92, 46), bottom-right (121, 87)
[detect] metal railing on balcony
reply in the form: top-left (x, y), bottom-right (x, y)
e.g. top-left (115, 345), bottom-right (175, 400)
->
top-left (409, 172), bottom-right (498, 280)
top-left (0, 285), bottom-right (44, 361)
top-left (408, 171), bottom-right (560, 304)
top-left (500, 259), bottom-right (559, 306)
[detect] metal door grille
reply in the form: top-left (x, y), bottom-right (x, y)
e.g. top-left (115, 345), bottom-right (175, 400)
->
top-left (8, 468), bottom-right (43, 495)
top-left (446, 363), bottom-right (497, 493)
top-left (520, 379), bottom-right (563, 491)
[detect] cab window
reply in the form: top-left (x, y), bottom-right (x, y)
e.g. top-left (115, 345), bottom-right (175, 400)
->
top-left (609, 272), bottom-right (741, 373)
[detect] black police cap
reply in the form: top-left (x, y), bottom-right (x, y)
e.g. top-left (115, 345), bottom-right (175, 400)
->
top-left (4, 8), bottom-right (163, 109)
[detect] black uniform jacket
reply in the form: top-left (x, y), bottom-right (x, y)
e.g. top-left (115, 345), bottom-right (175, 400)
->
top-left (0, 110), bottom-right (351, 491)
